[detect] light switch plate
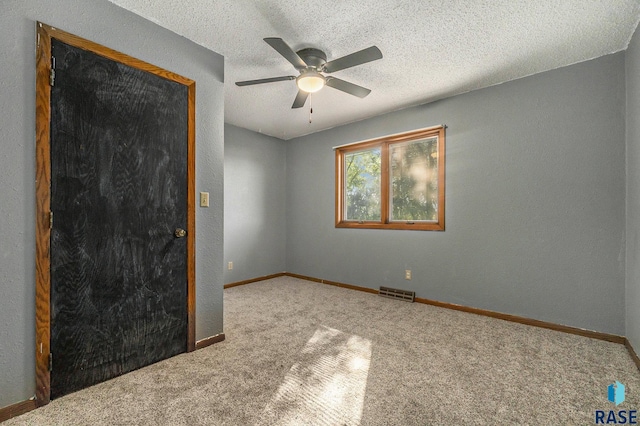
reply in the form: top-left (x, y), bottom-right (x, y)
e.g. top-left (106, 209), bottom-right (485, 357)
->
top-left (200, 192), bottom-right (209, 207)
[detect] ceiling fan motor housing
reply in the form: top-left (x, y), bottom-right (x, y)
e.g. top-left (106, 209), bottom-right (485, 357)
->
top-left (296, 48), bottom-right (327, 69)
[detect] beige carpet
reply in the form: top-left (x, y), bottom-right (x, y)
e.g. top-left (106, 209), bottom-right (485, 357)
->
top-left (5, 276), bottom-right (640, 425)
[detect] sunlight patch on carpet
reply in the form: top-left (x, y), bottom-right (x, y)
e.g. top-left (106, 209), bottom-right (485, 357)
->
top-left (259, 326), bottom-right (372, 426)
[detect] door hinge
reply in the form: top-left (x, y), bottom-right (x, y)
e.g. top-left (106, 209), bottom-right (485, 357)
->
top-left (50, 56), bottom-right (56, 86)
top-left (48, 353), bottom-right (53, 372)
top-left (49, 211), bottom-right (54, 229)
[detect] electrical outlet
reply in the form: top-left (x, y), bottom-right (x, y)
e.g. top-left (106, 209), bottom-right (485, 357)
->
top-left (228, 261), bottom-right (233, 270)
top-left (405, 269), bottom-right (412, 280)
top-left (200, 192), bottom-right (210, 207)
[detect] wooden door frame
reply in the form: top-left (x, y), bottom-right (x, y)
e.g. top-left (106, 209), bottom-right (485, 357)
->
top-left (35, 22), bottom-right (196, 405)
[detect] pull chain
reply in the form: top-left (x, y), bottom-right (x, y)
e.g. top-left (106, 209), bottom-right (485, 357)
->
top-left (309, 93), bottom-right (313, 124)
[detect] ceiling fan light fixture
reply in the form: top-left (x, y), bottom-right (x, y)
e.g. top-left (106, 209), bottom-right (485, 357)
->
top-left (296, 71), bottom-right (326, 93)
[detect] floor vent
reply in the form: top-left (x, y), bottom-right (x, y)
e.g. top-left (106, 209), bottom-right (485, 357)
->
top-left (379, 286), bottom-right (415, 302)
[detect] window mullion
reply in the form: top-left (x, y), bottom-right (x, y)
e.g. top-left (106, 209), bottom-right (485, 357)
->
top-left (335, 150), bottom-right (344, 226)
top-left (380, 142), bottom-right (390, 224)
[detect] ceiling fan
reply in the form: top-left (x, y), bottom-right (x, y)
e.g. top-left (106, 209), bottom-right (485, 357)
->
top-left (235, 37), bottom-right (383, 108)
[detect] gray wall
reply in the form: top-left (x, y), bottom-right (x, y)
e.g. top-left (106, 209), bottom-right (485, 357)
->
top-left (627, 24), bottom-right (640, 353)
top-left (286, 53), bottom-right (626, 336)
top-left (224, 125), bottom-right (287, 283)
top-left (0, 0), bottom-right (225, 409)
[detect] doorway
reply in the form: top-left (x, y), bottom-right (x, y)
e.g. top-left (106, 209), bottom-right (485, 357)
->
top-left (35, 23), bottom-right (196, 403)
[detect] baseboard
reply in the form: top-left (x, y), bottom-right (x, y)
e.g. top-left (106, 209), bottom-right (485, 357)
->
top-left (284, 273), bottom-right (379, 294)
top-left (224, 273), bottom-right (286, 289)
top-left (413, 296), bottom-right (625, 344)
top-left (276, 273), bottom-right (627, 346)
top-left (625, 338), bottom-right (640, 371)
top-left (195, 333), bottom-right (226, 350)
top-left (0, 398), bottom-right (38, 423)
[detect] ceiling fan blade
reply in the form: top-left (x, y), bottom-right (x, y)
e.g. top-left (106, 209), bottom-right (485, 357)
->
top-left (323, 46), bottom-right (382, 73)
top-left (264, 37), bottom-right (307, 70)
top-left (235, 76), bottom-right (295, 86)
top-left (325, 77), bottom-right (371, 98)
top-left (291, 90), bottom-right (309, 108)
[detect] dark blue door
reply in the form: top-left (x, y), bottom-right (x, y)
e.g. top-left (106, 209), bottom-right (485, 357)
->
top-left (49, 38), bottom-right (189, 398)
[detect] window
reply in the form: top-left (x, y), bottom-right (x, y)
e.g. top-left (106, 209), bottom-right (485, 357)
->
top-left (335, 126), bottom-right (445, 231)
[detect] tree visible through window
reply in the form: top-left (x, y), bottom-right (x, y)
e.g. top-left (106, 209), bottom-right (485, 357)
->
top-left (390, 137), bottom-right (438, 221)
top-left (345, 148), bottom-right (381, 221)
top-left (335, 126), bottom-right (445, 231)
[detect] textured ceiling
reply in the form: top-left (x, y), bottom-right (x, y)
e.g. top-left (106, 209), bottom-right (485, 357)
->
top-left (109, 0), bottom-right (640, 140)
